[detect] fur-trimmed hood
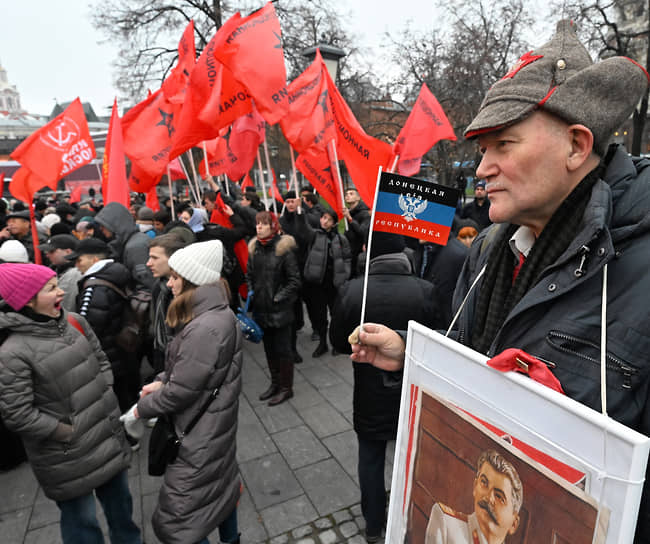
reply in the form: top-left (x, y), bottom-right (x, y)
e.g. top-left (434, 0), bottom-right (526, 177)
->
top-left (248, 234), bottom-right (296, 257)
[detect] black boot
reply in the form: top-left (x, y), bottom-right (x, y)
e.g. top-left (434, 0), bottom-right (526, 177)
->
top-left (312, 329), bottom-right (328, 358)
top-left (259, 359), bottom-right (280, 401)
top-left (269, 360), bottom-right (294, 406)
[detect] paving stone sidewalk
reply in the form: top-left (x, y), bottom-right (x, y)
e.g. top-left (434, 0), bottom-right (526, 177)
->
top-left (0, 330), bottom-right (395, 543)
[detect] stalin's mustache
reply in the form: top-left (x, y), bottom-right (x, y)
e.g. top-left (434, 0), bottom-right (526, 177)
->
top-left (478, 499), bottom-right (499, 525)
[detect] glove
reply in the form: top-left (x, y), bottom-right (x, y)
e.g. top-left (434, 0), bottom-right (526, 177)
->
top-left (119, 403), bottom-right (145, 440)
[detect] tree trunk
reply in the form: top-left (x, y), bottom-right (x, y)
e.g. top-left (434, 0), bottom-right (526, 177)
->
top-left (213, 0), bottom-right (222, 28)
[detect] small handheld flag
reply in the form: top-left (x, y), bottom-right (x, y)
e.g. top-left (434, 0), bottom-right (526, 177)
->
top-left (373, 171), bottom-right (460, 246)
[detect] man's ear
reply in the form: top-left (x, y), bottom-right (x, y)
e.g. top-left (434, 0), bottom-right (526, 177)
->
top-left (566, 124), bottom-right (595, 172)
top-left (508, 513), bottom-right (520, 535)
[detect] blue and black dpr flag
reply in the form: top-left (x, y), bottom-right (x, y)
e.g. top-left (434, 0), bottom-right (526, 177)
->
top-left (374, 172), bottom-right (460, 245)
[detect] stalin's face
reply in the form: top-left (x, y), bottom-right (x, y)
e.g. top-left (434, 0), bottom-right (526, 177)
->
top-left (473, 461), bottom-right (519, 543)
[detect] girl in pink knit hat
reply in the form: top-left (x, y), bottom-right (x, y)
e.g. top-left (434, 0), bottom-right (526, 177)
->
top-left (0, 263), bottom-right (141, 544)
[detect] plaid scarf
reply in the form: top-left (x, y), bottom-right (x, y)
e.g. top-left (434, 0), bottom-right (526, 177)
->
top-left (471, 166), bottom-right (603, 354)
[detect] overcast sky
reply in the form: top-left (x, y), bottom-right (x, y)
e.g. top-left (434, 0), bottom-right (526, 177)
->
top-left (1, 1), bottom-right (437, 116)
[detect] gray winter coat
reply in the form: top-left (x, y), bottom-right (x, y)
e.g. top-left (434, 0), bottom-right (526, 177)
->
top-left (451, 145), bottom-right (650, 537)
top-left (0, 308), bottom-right (130, 501)
top-left (94, 202), bottom-right (154, 290)
top-left (137, 283), bottom-right (242, 544)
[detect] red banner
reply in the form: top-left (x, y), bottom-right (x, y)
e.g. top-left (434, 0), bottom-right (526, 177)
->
top-left (296, 146), bottom-right (342, 213)
top-left (212, 3), bottom-right (288, 125)
top-left (11, 98), bottom-right (96, 183)
top-left (102, 99), bottom-right (129, 207)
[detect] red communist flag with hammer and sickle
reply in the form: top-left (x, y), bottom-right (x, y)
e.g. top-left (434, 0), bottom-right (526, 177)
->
top-left (11, 97), bottom-right (96, 183)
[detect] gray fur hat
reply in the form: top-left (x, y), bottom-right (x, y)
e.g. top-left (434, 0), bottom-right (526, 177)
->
top-left (465, 20), bottom-right (649, 155)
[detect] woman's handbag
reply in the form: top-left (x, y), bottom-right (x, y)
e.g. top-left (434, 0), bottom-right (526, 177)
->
top-left (236, 291), bottom-right (263, 343)
top-left (147, 385), bottom-right (222, 476)
top-left (148, 415), bottom-right (179, 476)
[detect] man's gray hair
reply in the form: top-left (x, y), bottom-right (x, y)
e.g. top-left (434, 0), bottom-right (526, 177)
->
top-left (476, 449), bottom-right (523, 513)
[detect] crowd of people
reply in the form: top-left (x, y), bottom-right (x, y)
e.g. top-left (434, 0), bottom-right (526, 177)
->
top-left (1, 18), bottom-right (650, 544)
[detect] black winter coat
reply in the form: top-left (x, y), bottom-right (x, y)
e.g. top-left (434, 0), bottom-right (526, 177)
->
top-left (330, 252), bottom-right (441, 440)
top-left (247, 234), bottom-right (301, 329)
top-left (76, 261), bottom-right (137, 377)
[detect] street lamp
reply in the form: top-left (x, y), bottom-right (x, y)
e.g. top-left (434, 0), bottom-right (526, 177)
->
top-left (301, 41), bottom-right (346, 82)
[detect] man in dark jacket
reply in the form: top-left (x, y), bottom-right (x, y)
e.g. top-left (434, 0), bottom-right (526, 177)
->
top-left (331, 232), bottom-right (441, 542)
top-left (351, 21), bottom-right (650, 541)
top-left (459, 179), bottom-right (491, 232)
top-left (298, 207), bottom-right (351, 358)
top-left (6, 209), bottom-right (45, 262)
top-left (146, 234), bottom-right (187, 374)
top-left (94, 202), bottom-right (154, 291)
top-left (69, 238), bottom-right (141, 431)
top-left (342, 187), bottom-right (371, 277)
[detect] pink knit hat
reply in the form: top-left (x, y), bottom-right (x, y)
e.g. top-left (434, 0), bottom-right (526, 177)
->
top-left (0, 263), bottom-right (56, 311)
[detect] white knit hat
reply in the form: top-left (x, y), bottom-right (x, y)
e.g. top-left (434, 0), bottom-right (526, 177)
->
top-left (41, 213), bottom-right (61, 230)
top-left (0, 240), bottom-right (29, 263)
top-left (167, 240), bottom-right (223, 286)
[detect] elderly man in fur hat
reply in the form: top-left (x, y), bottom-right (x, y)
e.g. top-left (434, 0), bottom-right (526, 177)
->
top-left (350, 20), bottom-right (650, 541)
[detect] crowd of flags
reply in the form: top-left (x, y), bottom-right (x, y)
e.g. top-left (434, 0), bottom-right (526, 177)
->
top-left (8, 1), bottom-right (457, 218)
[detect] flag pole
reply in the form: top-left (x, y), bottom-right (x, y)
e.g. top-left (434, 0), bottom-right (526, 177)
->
top-left (359, 166), bottom-right (383, 331)
top-left (327, 139), bottom-right (347, 230)
top-left (28, 198), bottom-right (43, 265)
top-left (180, 153), bottom-right (200, 207)
top-left (202, 142), bottom-right (210, 179)
top-left (187, 150), bottom-right (203, 203)
top-left (222, 175), bottom-right (230, 197)
top-left (166, 165), bottom-right (175, 217)
top-left (289, 147), bottom-right (302, 215)
top-left (256, 149), bottom-right (270, 210)
top-left (262, 139), bottom-right (277, 214)
top-left (389, 154), bottom-right (399, 173)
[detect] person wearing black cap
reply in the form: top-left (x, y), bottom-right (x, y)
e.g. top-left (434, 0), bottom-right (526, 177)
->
top-left (351, 20), bottom-right (650, 540)
top-left (37, 234), bottom-right (81, 312)
top-left (298, 207), bottom-right (351, 358)
top-left (6, 209), bottom-right (45, 262)
top-left (330, 232), bottom-right (440, 542)
top-left (69, 238), bottom-right (142, 446)
top-left (459, 179), bottom-right (491, 232)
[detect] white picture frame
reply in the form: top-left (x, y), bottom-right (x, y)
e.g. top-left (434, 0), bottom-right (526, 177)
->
top-left (386, 322), bottom-right (650, 543)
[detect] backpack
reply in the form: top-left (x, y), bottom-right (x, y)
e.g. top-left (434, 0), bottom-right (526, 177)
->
top-left (83, 278), bottom-right (151, 353)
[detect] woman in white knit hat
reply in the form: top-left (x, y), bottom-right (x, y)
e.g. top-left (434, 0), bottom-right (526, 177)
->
top-left (135, 239), bottom-right (243, 544)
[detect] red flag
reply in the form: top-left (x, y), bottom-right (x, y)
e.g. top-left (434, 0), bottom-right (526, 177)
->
top-left (161, 20), bottom-right (196, 104)
top-left (395, 157), bottom-right (423, 177)
top-left (198, 137), bottom-right (231, 178)
top-left (168, 158), bottom-right (187, 180)
top-left (296, 147), bottom-right (343, 213)
top-left (0, 173), bottom-right (4, 190)
top-left (269, 169), bottom-right (284, 203)
top-left (210, 193), bottom-right (248, 298)
top-left (9, 167), bottom-right (54, 204)
top-left (11, 98), bottom-right (96, 183)
top-left (102, 99), bottom-right (130, 207)
top-left (128, 163), bottom-right (162, 194)
top-left (121, 88), bottom-right (182, 192)
top-left (393, 83), bottom-right (456, 175)
top-left (323, 70), bottom-right (393, 207)
top-left (69, 185), bottom-right (83, 204)
top-left (226, 107), bottom-right (265, 180)
top-left (241, 172), bottom-right (254, 190)
top-left (145, 185), bottom-right (161, 212)
top-left (213, 4), bottom-right (288, 125)
top-left (170, 23), bottom-right (252, 159)
top-left (281, 50), bottom-right (335, 153)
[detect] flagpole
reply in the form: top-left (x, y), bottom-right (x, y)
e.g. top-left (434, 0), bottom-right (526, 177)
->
top-left (222, 175), bottom-right (230, 197)
top-left (262, 139), bottom-right (277, 214)
top-left (202, 141), bottom-right (210, 180)
top-left (327, 139), bottom-right (347, 230)
top-left (187, 150), bottom-right (203, 203)
top-left (256, 149), bottom-right (270, 210)
top-left (389, 154), bottom-right (399, 173)
top-left (29, 200), bottom-right (43, 265)
top-left (359, 166), bottom-right (383, 331)
top-left (289, 147), bottom-right (302, 215)
top-left (167, 165), bottom-right (176, 217)
top-left (180, 153), bottom-right (201, 207)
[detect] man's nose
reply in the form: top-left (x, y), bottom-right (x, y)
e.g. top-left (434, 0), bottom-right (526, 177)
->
top-left (476, 153), bottom-right (496, 180)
